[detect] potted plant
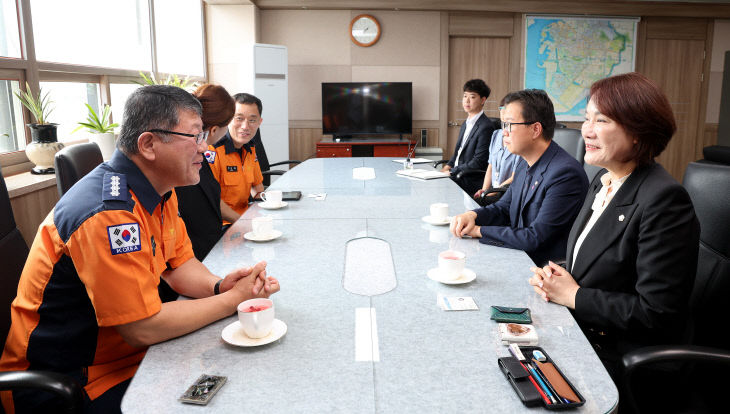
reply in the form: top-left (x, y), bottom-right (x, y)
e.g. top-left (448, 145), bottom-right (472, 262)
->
top-left (14, 82), bottom-right (64, 174)
top-left (134, 71), bottom-right (199, 91)
top-left (73, 104), bottom-right (119, 160)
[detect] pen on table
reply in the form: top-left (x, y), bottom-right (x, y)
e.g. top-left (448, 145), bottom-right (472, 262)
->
top-left (507, 345), bottom-right (551, 405)
top-left (526, 362), bottom-right (558, 404)
top-left (531, 359), bottom-right (570, 404)
top-left (518, 361), bottom-right (551, 405)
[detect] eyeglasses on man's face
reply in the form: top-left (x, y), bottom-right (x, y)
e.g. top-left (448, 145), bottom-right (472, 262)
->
top-left (501, 121), bottom-right (536, 133)
top-left (149, 129), bottom-right (209, 145)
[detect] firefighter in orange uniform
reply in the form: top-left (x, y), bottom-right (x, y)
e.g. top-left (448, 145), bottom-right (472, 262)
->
top-left (0, 86), bottom-right (279, 413)
top-left (207, 93), bottom-right (265, 225)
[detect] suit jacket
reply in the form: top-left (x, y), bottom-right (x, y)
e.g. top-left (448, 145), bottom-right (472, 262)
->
top-left (448, 112), bottom-right (495, 195)
top-left (568, 162), bottom-right (700, 355)
top-left (474, 140), bottom-right (588, 266)
top-left (175, 161), bottom-right (224, 261)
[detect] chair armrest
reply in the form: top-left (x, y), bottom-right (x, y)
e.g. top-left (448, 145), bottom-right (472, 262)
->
top-left (261, 170), bottom-right (287, 177)
top-left (622, 345), bottom-right (730, 372)
top-left (0, 370), bottom-right (84, 412)
top-left (455, 168), bottom-right (486, 181)
top-left (269, 160), bottom-right (302, 168)
top-left (432, 159), bottom-right (449, 168)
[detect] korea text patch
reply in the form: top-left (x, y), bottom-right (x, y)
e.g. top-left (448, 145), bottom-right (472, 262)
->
top-left (107, 223), bottom-right (142, 255)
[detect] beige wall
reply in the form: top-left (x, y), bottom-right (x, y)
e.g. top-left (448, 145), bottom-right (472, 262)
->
top-left (707, 19), bottom-right (730, 123)
top-left (260, 10), bottom-right (442, 123)
top-left (205, 4), bottom-right (260, 94)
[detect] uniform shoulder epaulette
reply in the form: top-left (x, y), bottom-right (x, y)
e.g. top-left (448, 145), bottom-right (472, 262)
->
top-left (102, 172), bottom-right (129, 202)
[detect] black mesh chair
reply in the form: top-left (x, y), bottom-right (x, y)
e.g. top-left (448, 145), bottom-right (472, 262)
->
top-left (251, 130), bottom-right (301, 187)
top-left (54, 142), bottom-right (104, 197)
top-left (0, 165), bottom-right (84, 413)
top-left (621, 146), bottom-right (730, 413)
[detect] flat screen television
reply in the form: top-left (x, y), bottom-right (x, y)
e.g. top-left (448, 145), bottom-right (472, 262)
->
top-left (321, 82), bottom-right (412, 138)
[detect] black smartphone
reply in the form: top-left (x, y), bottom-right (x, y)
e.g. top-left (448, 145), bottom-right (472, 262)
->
top-left (282, 191), bottom-right (302, 201)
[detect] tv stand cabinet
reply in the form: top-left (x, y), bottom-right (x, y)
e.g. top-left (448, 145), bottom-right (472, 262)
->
top-left (316, 138), bottom-right (416, 158)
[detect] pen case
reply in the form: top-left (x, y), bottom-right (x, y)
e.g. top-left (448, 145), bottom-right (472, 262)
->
top-left (490, 306), bottom-right (532, 324)
top-left (498, 346), bottom-right (586, 410)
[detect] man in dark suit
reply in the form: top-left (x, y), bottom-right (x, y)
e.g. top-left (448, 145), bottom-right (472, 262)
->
top-left (441, 79), bottom-right (495, 195)
top-left (450, 89), bottom-right (588, 266)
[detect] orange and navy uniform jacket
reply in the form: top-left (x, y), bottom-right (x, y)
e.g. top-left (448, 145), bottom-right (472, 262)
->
top-left (0, 150), bottom-right (194, 408)
top-left (206, 132), bottom-right (263, 224)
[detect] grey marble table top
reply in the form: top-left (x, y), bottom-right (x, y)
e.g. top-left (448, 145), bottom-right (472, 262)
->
top-left (121, 158), bottom-right (617, 413)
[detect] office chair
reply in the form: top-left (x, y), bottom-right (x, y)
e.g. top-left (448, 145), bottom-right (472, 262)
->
top-left (0, 165), bottom-right (84, 414)
top-left (621, 146), bottom-right (730, 413)
top-left (552, 128), bottom-right (585, 163)
top-left (251, 130), bottom-right (301, 187)
top-left (54, 142), bottom-right (104, 197)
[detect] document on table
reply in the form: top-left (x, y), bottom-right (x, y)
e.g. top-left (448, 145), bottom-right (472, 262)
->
top-left (391, 158), bottom-right (433, 164)
top-left (353, 167), bottom-right (376, 180)
top-left (438, 295), bottom-right (479, 311)
top-left (396, 169), bottom-right (450, 180)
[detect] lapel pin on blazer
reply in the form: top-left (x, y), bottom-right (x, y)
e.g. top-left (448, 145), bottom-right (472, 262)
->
top-left (618, 214), bottom-right (625, 222)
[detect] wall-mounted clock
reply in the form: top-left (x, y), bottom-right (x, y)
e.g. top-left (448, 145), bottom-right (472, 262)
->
top-left (350, 14), bottom-right (381, 47)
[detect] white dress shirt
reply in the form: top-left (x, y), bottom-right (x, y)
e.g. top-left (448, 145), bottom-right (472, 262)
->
top-left (454, 112), bottom-right (481, 167)
top-left (571, 171), bottom-right (631, 271)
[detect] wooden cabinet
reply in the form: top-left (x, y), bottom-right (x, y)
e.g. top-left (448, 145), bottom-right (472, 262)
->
top-left (316, 140), bottom-right (415, 158)
top-left (316, 143), bottom-right (352, 158)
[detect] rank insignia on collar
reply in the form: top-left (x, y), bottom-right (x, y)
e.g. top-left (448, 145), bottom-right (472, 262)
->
top-left (103, 172), bottom-right (128, 201)
top-left (204, 150), bottom-right (216, 164)
top-left (107, 223), bottom-right (141, 255)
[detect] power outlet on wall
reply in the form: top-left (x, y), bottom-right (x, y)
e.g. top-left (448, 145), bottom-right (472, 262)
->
top-left (421, 129), bottom-right (427, 147)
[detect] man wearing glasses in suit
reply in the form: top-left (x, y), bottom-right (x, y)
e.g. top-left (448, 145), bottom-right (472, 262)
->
top-left (450, 89), bottom-right (588, 267)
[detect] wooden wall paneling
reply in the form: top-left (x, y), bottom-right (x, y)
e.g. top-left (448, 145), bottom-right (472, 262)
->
top-left (695, 20), bottom-right (714, 158)
top-left (704, 123), bottom-right (719, 149)
top-left (289, 128), bottom-right (323, 161)
top-left (447, 37), bottom-right (511, 157)
top-left (255, 1), bottom-right (730, 19)
top-left (439, 12), bottom-right (449, 152)
top-left (448, 12), bottom-right (513, 37)
top-left (511, 13), bottom-right (523, 91)
top-left (10, 186), bottom-right (58, 246)
top-left (645, 17), bottom-right (707, 40)
top-left (644, 36), bottom-right (706, 181)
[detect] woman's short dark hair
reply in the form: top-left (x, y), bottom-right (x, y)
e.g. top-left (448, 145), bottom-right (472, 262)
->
top-left (588, 72), bottom-right (675, 164)
top-left (463, 79), bottom-right (491, 99)
top-left (118, 85), bottom-right (202, 155)
top-left (193, 84), bottom-right (235, 130)
top-left (503, 89), bottom-right (556, 140)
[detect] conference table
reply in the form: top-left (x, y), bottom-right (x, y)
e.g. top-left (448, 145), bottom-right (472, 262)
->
top-left (121, 158), bottom-right (618, 413)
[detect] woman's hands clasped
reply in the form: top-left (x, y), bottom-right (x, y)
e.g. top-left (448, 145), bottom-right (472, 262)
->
top-left (528, 261), bottom-right (580, 309)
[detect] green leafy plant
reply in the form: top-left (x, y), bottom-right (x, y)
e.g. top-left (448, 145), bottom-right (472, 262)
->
top-left (133, 71), bottom-right (199, 91)
top-left (13, 82), bottom-right (54, 124)
top-left (73, 104), bottom-right (119, 134)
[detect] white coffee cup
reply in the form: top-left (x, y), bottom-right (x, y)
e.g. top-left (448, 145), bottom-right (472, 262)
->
top-left (237, 298), bottom-right (274, 338)
top-left (438, 250), bottom-right (466, 280)
top-left (252, 216), bottom-right (274, 237)
top-left (430, 203), bottom-right (449, 220)
top-left (261, 190), bottom-right (283, 206)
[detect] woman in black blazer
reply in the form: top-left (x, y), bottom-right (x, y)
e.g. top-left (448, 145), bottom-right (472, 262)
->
top-left (175, 84), bottom-right (235, 261)
top-left (528, 73), bottom-right (700, 405)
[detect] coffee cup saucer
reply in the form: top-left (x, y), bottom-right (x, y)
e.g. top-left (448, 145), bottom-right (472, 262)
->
top-left (244, 229), bottom-right (283, 242)
top-left (427, 267), bottom-right (476, 284)
top-left (222, 319), bottom-right (287, 347)
top-left (259, 201), bottom-right (288, 210)
top-left (422, 215), bottom-right (451, 226)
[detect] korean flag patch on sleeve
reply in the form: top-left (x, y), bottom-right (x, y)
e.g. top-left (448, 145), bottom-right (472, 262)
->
top-left (204, 150), bottom-right (216, 164)
top-left (107, 223), bottom-right (142, 255)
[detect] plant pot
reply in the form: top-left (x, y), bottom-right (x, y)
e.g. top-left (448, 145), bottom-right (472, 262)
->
top-left (27, 123), bottom-right (58, 143)
top-left (89, 132), bottom-right (116, 160)
top-left (25, 123), bottom-right (63, 174)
